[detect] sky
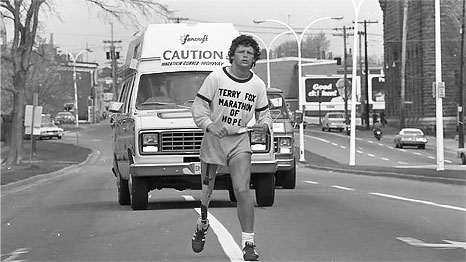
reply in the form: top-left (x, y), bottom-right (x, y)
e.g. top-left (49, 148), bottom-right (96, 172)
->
top-left (9, 0), bottom-right (384, 68)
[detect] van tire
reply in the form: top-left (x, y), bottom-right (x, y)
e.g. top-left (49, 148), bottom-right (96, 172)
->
top-left (281, 159), bottom-right (296, 189)
top-left (130, 175), bottom-right (148, 210)
top-left (254, 173), bottom-right (275, 207)
top-left (117, 174), bottom-right (130, 205)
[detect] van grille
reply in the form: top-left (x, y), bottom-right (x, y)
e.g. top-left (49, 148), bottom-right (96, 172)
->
top-left (161, 131), bottom-right (203, 152)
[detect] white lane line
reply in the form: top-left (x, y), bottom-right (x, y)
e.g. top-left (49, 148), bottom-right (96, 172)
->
top-left (182, 195), bottom-right (196, 201)
top-left (370, 193), bottom-right (466, 212)
top-left (381, 157), bottom-right (390, 161)
top-left (397, 161), bottom-right (408, 164)
top-left (331, 185), bottom-right (354, 191)
top-left (307, 135), bottom-right (330, 143)
top-left (397, 237), bottom-right (466, 249)
top-left (357, 150), bottom-right (363, 154)
top-left (413, 152), bottom-right (422, 156)
top-left (304, 180), bottom-right (319, 184)
top-left (194, 208), bottom-right (243, 262)
top-left (445, 160), bottom-right (452, 164)
top-left (331, 142), bottom-right (338, 146)
top-left (368, 141), bottom-right (374, 144)
top-left (1, 247), bottom-right (30, 262)
top-left (340, 145), bottom-right (346, 149)
top-left (368, 154), bottom-right (375, 157)
top-left (428, 156), bottom-right (435, 159)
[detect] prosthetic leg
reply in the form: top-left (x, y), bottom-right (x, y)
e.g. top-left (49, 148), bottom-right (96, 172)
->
top-left (192, 163), bottom-right (217, 253)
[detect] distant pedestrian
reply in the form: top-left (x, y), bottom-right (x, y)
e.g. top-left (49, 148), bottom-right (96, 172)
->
top-left (380, 111), bottom-right (387, 127)
top-left (372, 112), bottom-right (378, 127)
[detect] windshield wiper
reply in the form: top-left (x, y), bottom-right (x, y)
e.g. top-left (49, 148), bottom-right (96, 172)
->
top-left (141, 101), bottom-right (176, 106)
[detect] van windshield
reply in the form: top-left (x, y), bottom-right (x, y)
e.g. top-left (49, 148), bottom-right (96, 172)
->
top-left (267, 93), bottom-right (289, 119)
top-left (136, 71), bottom-right (210, 110)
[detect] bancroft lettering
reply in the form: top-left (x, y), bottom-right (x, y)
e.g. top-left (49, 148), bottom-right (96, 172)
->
top-left (180, 34), bottom-right (209, 45)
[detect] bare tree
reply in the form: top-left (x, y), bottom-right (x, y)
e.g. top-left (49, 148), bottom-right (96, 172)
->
top-left (274, 32), bottom-right (330, 59)
top-left (0, 0), bottom-right (172, 165)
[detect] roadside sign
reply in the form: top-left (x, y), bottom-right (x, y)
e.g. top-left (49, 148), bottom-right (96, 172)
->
top-left (24, 105), bottom-right (42, 135)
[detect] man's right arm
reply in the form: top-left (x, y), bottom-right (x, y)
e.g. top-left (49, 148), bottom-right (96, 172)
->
top-left (191, 94), bottom-right (213, 131)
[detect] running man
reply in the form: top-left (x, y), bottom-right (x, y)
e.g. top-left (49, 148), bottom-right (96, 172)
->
top-left (190, 35), bottom-right (272, 261)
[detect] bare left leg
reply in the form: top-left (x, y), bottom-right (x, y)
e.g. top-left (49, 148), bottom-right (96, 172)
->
top-left (229, 152), bottom-right (254, 233)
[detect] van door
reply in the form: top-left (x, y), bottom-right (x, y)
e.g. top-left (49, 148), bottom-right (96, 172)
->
top-left (112, 77), bottom-right (136, 179)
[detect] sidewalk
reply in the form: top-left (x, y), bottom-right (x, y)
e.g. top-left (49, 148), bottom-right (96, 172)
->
top-left (296, 125), bottom-right (466, 185)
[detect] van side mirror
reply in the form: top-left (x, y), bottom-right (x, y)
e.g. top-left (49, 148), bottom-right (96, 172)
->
top-left (294, 110), bottom-right (303, 124)
top-left (108, 101), bottom-right (123, 113)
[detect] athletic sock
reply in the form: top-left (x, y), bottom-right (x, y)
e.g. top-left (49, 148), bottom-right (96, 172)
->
top-left (241, 232), bottom-right (255, 248)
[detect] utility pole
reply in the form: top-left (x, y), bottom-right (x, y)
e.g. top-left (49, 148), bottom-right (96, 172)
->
top-left (169, 17), bottom-right (189, 23)
top-left (357, 20), bottom-right (378, 129)
top-left (459, 0), bottom-right (465, 149)
top-left (333, 26), bottom-right (353, 125)
top-left (103, 22), bottom-right (122, 100)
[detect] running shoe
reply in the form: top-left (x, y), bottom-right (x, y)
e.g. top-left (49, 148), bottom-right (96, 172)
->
top-left (191, 219), bottom-right (209, 253)
top-left (242, 241), bottom-right (259, 261)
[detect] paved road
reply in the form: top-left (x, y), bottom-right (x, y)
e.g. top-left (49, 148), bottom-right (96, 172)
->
top-left (2, 122), bottom-right (465, 261)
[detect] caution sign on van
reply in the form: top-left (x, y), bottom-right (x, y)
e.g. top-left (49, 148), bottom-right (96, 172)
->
top-left (143, 23), bottom-right (239, 69)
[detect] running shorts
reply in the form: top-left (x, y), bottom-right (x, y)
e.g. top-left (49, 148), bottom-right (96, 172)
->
top-left (200, 131), bottom-right (252, 166)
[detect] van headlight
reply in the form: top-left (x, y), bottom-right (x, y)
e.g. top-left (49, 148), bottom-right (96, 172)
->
top-left (141, 133), bottom-right (159, 152)
top-left (278, 137), bottom-right (292, 154)
top-left (250, 130), bottom-right (269, 152)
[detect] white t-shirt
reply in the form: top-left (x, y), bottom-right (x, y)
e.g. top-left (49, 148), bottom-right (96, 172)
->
top-left (192, 67), bottom-right (272, 135)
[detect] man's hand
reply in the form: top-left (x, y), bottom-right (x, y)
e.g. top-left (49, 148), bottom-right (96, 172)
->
top-left (207, 123), bottom-right (228, 138)
top-left (252, 123), bottom-right (269, 134)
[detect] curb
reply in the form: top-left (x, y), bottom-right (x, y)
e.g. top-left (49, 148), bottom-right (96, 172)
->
top-left (1, 149), bottom-right (100, 198)
top-left (304, 163), bottom-right (466, 185)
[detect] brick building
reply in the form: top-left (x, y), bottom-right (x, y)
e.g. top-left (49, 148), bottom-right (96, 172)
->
top-left (379, 0), bottom-right (464, 136)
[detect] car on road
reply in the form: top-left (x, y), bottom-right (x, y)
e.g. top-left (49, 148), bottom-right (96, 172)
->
top-left (394, 128), bottom-right (427, 149)
top-left (39, 122), bottom-right (64, 139)
top-left (267, 87), bottom-right (296, 189)
top-left (55, 111), bottom-right (75, 125)
top-left (322, 112), bottom-right (346, 132)
top-left (456, 148), bottom-right (466, 165)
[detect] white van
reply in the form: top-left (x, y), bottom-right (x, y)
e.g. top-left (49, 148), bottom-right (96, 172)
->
top-left (109, 23), bottom-right (277, 210)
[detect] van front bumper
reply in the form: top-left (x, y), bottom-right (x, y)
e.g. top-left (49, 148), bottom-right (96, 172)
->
top-left (130, 160), bottom-right (277, 177)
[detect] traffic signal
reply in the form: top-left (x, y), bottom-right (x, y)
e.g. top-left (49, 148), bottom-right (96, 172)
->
top-left (106, 51), bottom-right (120, 60)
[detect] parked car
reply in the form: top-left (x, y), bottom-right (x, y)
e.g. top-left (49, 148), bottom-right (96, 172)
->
top-left (322, 112), bottom-right (346, 132)
top-left (39, 122), bottom-right (64, 139)
top-left (55, 111), bottom-right (75, 124)
top-left (394, 128), bottom-right (427, 149)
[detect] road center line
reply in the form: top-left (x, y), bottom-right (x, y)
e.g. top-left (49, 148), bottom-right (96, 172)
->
top-left (370, 193), bottom-right (466, 212)
top-left (331, 185), bottom-right (354, 191)
top-left (194, 208), bottom-right (243, 261)
top-left (304, 180), bottom-right (319, 184)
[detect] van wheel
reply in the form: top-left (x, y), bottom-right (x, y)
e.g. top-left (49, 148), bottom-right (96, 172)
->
top-left (117, 174), bottom-right (130, 205)
top-left (254, 173), bottom-right (275, 207)
top-left (130, 175), bottom-right (148, 210)
top-left (461, 154), bottom-right (466, 165)
top-left (281, 159), bottom-right (296, 189)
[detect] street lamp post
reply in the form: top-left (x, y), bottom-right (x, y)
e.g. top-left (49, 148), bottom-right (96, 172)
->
top-left (349, 0), bottom-right (365, 166)
top-left (253, 19), bottom-right (304, 162)
top-left (254, 16), bottom-right (343, 163)
top-left (62, 49), bottom-right (90, 128)
top-left (243, 31), bottom-right (292, 88)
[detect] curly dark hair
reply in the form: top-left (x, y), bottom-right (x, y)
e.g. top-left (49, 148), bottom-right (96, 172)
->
top-left (228, 35), bottom-right (261, 67)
